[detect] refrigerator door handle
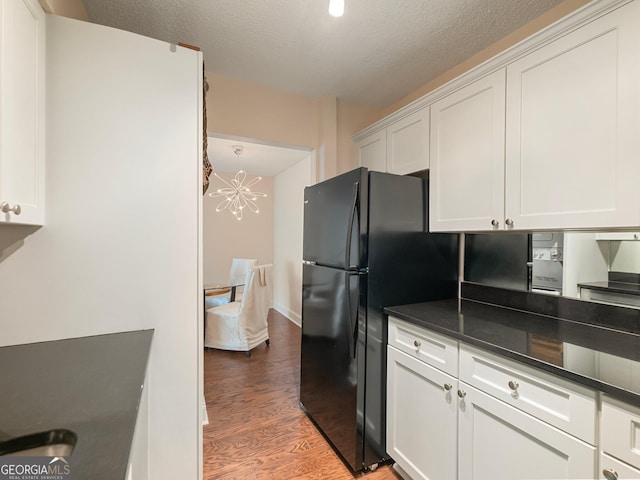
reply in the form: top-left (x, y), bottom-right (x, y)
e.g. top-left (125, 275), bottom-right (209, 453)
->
top-left (345, 181), bottom-right (360, 269)
top-left (345, 272), bottom-right (359, 359)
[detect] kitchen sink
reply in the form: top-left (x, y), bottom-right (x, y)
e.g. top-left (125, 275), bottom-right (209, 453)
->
top-left (0, 429), bottom-right (77, 456)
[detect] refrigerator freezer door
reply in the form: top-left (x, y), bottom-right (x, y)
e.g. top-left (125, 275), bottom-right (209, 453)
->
top-left (303, 168), bottom-right (368, 270)
top-left (300, 263), bottom-right (366, 471)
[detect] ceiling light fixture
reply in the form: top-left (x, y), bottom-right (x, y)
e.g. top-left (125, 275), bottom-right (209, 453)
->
top-left (329, 0), bottom-right (344, 17)
top-left (209, 145), bottom-right (267, 221)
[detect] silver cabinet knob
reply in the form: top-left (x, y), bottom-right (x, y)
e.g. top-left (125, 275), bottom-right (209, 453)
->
top-left (603, 468), bottom-right (619, 480)
top-left (1, 202), bottom-right (21, 215)
top-left (457, 389), bottom-right (466, 398)
top-left (505, 218), bottom-right (514, 227)
top-left (444, 383), bottom-right (453, 391)
top-left (413, 340), bottom-right (421, 348)
top-left (491, 219), bottom-right (499, 228)
top-left (508, 380), bottom-right (519, 391)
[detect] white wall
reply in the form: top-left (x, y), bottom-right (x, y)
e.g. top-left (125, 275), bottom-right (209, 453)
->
top-left (611, 241), bottom-right (640, 273)
top-left (203, 174), bottom-right (274, 282)
top-left (273, 156), bottom-right (311, 325)
top-left (0, 16), bottom-right (201, 480)
top-left (562, 233), bottom-right (609, 298)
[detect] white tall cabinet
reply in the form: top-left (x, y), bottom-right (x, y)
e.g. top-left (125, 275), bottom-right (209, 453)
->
top-left (0, 0), bottom-right (45, 225)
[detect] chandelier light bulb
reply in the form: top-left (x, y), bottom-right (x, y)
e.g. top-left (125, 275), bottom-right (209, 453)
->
top-left (329, 0), bottom-right (344, 17)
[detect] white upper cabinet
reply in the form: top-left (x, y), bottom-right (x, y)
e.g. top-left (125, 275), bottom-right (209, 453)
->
top-left (357, 107), bottom-right (429, 175)
top-left (505, 0), bottom-right (640, 231)
top-left (0, 0), bottom-right (46, 225)
top-left (357, 129), bottom-right (386, 173)
top-left (430, 70), bottom-right (506, 232)
top-left (386, 108), bottom-right (429, 175)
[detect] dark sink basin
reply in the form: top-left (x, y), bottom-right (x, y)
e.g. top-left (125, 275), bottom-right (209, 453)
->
top-left (0, 429), bottom-right (77, 456)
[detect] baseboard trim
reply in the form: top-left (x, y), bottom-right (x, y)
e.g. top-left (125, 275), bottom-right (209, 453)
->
top-left (273, 304), bottom-right (301, 327)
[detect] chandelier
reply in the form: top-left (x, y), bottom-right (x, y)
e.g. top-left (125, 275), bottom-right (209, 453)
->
top-left (209, 145), bottom-right (266, 221)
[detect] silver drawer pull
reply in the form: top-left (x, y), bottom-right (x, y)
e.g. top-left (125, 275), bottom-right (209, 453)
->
top-left (413, 340), bottom-right (421, 348)
top-left (1, 202), bottom-right (21, 215)
top-left (602, 468), bottom-right (619, 480)
top-left (508, 380), bottom-right (519, 391)
top-left (444, 383), bottom-right (453, 391)
top-left (457, 389), bottom-right (466, 398)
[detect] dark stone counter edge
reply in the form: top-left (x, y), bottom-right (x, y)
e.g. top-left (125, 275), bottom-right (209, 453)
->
top-left (577, 281), bottom-right (640, 297)
top-left (0, 329), bottom-right (154, 479)
top-left (384, 305), bottom-right (640, 407)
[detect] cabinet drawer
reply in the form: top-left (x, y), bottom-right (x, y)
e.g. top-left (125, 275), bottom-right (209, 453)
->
top-left (388, 316), bottom-right (458, 376)
top-left (600, 452), bottom-right (640, 479)
top-left (602, 397), bottom-right (640, 469)
top-left (459, 344), bottom-right (596, 443)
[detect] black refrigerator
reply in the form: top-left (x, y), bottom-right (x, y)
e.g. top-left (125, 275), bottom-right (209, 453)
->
top-left (300, 167), bottom-right (458, 472)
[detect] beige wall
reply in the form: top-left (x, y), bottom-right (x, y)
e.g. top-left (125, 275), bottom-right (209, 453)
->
top-left (206, 73), bottom-right (382, 177)
top-left (37, 0), bottom-right (88, 20)
top-left (203, 174), bottom-right (275, 283)
top-left (273, 156), bottom-right (312, 325)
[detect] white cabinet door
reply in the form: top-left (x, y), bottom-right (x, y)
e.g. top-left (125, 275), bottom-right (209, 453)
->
top-left (458, 383), bottom-right (595, 480)
top-left (387, 108), bottom-right (429, 175)
top-left (357, 129), bottom-right (386, 172)
top-left (0, 0), bottom-right (45, 225)
top-left (430, 70), bottom-right (506, 232)
top-left (505, 0), bottom-right (640, 230)
top-left (387, 346), bottom-right (457, 480)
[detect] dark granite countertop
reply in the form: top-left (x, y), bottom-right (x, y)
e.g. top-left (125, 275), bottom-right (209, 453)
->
top-left (0, 330), bottom-right (153, 479)
top-left (385, 299), bottom-right (640, 406)
top-left (578, 280), bottom-right (640, 296)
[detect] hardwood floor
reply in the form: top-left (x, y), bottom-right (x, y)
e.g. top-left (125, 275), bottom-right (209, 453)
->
top-left (203, 309), bottom-right (402, 480)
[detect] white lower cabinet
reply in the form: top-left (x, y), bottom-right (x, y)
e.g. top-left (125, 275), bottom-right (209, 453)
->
top-left (458, 382), bottom-right (595, 479)
top-left (600, 452), bottom-right (640, 480)
top-left (600, 396), bottom-right (640, 479)
top-left (387, 317), bottom-right (597, 480)
top-left (387, 345), bottom-right (458, 480)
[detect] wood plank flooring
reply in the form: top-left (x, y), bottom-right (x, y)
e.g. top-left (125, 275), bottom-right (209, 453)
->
top-left (203, 309), bottom-right (402, 480)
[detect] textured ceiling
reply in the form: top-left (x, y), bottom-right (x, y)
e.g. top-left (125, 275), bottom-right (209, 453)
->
top-left (82, 0), bottom-right (565, 109)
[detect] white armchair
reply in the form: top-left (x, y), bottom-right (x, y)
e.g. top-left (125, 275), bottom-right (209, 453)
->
top-left (204, 258), bottom-right (257, 309)
top-left (205, 264), bottom-right (273, 355)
